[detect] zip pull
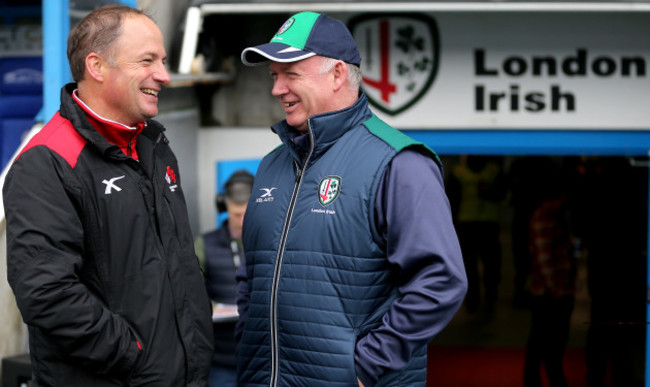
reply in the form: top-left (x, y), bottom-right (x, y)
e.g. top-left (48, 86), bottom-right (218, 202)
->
top-left (295, 166), bottom-right (303, 183)
top-left (293, 160), bottom-right (304, 183)
top-left (154, 132), bottom-right (168, 145)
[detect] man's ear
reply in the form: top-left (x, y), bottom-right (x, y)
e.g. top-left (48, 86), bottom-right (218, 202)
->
top-left (85, 53), bottom-right (105, 82)
top-left (331, 60), bottom-right (348, 92)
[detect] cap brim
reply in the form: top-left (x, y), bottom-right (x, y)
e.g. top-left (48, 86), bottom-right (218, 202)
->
top-left (241, 42), bottom-right (317, 66)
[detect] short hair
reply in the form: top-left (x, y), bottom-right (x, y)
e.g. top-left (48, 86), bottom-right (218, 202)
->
top-left (67, 4), bottom-right (152, 82)
top-left (319, 57), bottom-right (362, 91)
top-left (224, 170), bottom-right (254, 204)
top-left (215, 170), bottom-right (254, 212)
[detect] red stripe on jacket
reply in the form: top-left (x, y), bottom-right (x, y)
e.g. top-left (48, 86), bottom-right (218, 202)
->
top-left (17, 112), bottom-right (87, 168)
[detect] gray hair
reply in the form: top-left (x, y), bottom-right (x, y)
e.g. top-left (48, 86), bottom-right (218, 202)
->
top-left (320, 57), bottom-right (362, 91)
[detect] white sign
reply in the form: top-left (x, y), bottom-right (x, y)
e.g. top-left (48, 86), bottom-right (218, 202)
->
top-left (341, 12), bottom-right (650, 129)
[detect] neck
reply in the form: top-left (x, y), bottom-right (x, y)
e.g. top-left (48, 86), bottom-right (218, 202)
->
top-left (228, 223), bottom-right (241, 240)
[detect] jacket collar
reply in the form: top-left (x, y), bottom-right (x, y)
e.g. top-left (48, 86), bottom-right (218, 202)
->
top-left (59, 83), bottom-right (161, 160)
top-left (71, 89), bottom-right (144, 160)
top-left (271, 92), bottom-right (373, 163)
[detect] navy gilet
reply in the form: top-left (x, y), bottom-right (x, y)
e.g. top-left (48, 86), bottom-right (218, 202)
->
top-left (240, 95), bottom-right (438, 386)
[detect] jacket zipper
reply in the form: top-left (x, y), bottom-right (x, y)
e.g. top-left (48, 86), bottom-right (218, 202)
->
top-left (269, 123), bottom-right (315, 387)
top-left (155, 133), bottom-right (178, 238)
top-left (162, 195), bottom-right (177, 234)
top-left (150, 132), bottom-right (168, 253)
top-left (126, 127), bottom-right (141, 158)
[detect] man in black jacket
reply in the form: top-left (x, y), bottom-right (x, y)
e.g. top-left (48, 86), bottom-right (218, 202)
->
top-left (3, 5), bottom-right (213, 386)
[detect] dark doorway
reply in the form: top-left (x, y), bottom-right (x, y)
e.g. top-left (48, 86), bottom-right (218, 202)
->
top-left (427, 155), bottom-right (647, 387)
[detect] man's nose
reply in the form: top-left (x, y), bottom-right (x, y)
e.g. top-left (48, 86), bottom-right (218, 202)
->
top-left (271, 78), bottom-right (287, 96)
top-left (155, 63), bottom-right (171, 85)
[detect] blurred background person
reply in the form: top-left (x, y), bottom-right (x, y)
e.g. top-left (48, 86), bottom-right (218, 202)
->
top-left (507, 156), bottom-right (553, 309)
top-left (448, 155), bottom-right (506, 314)
top-left (195, 169), bottom-right (254, 387)
top-left (523, 159), bottom-right (577, 387)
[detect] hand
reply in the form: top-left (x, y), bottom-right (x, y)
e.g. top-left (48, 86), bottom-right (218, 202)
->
top-left (357, 377), bottom-right (364, 387)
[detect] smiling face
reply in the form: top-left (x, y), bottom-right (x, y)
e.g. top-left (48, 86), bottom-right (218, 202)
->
top-left (269, 56), bottom-right (345, 133)
top-left (98, 14), bottom-right (170, 126)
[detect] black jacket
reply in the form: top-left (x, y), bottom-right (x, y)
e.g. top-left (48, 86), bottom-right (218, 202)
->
top-left (3, 84), bottom-right (213, 386)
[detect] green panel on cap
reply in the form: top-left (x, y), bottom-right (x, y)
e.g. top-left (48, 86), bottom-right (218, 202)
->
top-left (270, 12), bottom-right (320, 49)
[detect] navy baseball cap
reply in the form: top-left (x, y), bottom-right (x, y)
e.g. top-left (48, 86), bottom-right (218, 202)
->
top-left (241, 12), bottom-right (361, 66)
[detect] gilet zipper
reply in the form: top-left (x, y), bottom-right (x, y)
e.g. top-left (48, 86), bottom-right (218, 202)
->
top-left (269, 123), bottom-right (315, 387)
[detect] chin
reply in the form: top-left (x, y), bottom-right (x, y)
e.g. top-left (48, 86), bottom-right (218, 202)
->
top-left (287, 121), bottom-right (307, 132)
top-left (142, 110), bottom-right (158, 121)
top-left (286, 115), bottom-right (305, 129)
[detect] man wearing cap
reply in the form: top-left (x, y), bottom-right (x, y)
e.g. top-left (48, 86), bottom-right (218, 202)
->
top-left (237, 11), bottom-right (467, 387)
